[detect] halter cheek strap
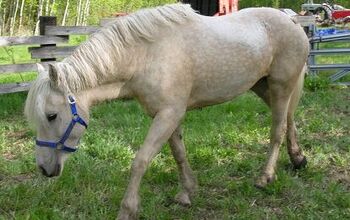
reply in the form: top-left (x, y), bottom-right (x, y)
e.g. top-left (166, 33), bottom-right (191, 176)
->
top-left (35, 95), bottom-right (88, 153)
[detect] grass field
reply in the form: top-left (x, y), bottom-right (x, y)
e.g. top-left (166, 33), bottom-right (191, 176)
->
top-left (0, 39), bottom-right (350, 219)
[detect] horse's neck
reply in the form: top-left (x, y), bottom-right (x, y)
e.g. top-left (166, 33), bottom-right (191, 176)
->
top-left (79, 81), bottom-right (134, 107)
top-left (66, 45), bottom-right (143, 93)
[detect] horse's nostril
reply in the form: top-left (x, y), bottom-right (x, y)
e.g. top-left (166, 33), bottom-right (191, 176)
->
top-left (39, 165), bottom-right (49, 177)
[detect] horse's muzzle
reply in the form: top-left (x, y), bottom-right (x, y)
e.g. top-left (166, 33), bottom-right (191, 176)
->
top-left (39, 164), bottom-right (61, 177)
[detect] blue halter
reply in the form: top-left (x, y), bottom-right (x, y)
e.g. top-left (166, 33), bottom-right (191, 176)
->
top-left (35, 95), bottom-right (88, 153)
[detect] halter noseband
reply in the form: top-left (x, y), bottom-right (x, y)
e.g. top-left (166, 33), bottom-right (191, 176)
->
top-left (35, 95), bottom-right (88, 153)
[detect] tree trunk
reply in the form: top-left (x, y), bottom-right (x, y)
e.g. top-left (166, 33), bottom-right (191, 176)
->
top-left (0, 0), bottom-right (3, 35)
top-left (76, 0), bottom-right (82, 26)
top-left (49, 0), bottom-right (56, 16)
top-left (45, 0), bottom-right (50, 16)
top-left (28, 1), bottom-right (33, 26)
top-left (0, 6), bottom-right (4, 35)
top-left (79, 0), bottom-right (85, 26)
top-left (82, 0), bottom-right (90, 26)
top-left (10, 0), bottom-right (20, 36)
top-left (62, 0), bottom-right (70, 26)
top-left (18, 0), bottom-right (25, 33)
top-left (34, 0), bottom-right (44, 35)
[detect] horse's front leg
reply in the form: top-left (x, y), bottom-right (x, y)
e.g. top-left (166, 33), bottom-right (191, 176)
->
top-left (117, 107), bottom-right (185, 220)
top-left (169, 126), bottom-right (197, 206)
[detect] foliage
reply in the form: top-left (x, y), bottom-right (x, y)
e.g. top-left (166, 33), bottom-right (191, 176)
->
top-left (304, 75), bottom-right (331, 91)
top-left (0, 0), bottom-right (177, 35)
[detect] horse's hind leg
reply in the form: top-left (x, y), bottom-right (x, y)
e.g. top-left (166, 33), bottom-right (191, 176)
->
top-left (286, 116), bottom-right (307, 169)
top-left (251, 74), bottom-right (306, 179)
top-left (286, 69), bottom-right (307, 169)
top-left (254, 68), bottom-right (306, 188)
top-left (254, 83), bottom-right (290, 187)
top-left (169, 126), bottom-right (197, 206)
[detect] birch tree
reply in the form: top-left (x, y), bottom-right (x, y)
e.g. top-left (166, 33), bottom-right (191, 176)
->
top-left (45, 0), bottom-right (50, 15)
top-left (34, 0), bottom-right (44, 35)
top-left (18, 0), bottom-right (25, 33)
top-left (49, 0), bottom-right (56, 16)
top-left (82, 0), bottom-right (90, 26)
top-left (75, 0), bottom-right (82, 25)
top-left (62, 0), bottom-right (70, 26)
top-left (9, 0), bottom-right (20, 36)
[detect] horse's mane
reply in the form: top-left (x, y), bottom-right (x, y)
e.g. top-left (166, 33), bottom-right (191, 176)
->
top-left (54, 3), bottom-right (198, 92)
top-left (25, 71), bottom-right (53, 129)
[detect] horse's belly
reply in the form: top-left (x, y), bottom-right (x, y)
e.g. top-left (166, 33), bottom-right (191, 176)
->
top-left (187, 70), bottom-right (260, 109)
top-left (185, 19), bottom-right (272, 109)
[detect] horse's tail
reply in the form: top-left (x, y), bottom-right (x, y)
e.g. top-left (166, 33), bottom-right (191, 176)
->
top-left (288, 64), bottom-right (306, 114)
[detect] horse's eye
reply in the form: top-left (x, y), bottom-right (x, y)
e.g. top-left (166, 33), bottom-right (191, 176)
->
top-left (47, 114), bottom-right (57, 122)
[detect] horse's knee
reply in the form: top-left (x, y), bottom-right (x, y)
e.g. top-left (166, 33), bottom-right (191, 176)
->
top-left (131, 156), bottom-right (148, 173)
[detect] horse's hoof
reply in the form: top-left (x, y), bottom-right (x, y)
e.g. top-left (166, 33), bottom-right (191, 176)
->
top-left (175, 191), bottom-right (192, 206)
top-left (254, 174), bottom-right (276, 189)
top-left (293, 156), bottom-right (307, 170)
top-left (117, 208), bottom-right (137, 220)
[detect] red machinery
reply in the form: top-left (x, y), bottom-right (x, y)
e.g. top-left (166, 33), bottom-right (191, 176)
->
top-left (329, 5), bottom-right (350, 23)
top-left (303, 1), bottom-right (350, 24)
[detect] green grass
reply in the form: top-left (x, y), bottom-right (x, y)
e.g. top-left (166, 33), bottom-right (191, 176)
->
top-left (0, 87), bottom-right (349, 219)
top-left (0, 38), bottom-right (349, 219)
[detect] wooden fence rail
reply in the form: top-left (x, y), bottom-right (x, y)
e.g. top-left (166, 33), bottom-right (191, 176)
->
top-left (0, 17), bottom-right (116, 94)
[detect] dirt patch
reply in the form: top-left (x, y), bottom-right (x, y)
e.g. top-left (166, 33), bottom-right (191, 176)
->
top-left (0, 173), bottom-right (34, 184)
top-left (5, 129), bottom-right (29, 140)
top-left (2, 129), bottom-right (31, 160)
top-left (329, 167), bottom-right (350, 189)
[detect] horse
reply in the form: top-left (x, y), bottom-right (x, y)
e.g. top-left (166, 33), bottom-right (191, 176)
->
top-left (24, 3), bottom-right (309, 219)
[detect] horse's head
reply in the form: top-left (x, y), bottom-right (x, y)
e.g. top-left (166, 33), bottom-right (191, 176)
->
top-left (25, 64), bottom-right (89, 177)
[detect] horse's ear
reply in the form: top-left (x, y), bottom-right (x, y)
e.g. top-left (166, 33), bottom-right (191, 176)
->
top-left (48, 63), bottom-right (59, 86)
top-left (36, 63), bottom-right (46, 74)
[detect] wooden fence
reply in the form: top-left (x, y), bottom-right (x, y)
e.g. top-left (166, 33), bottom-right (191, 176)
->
top-left (0, 16), bottom-right (116, 94)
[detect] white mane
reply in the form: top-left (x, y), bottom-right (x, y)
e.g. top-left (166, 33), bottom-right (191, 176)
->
top-left (54, 3), bottom-right (199, 92)
top-left (24, 71), bottom-right (52, 129)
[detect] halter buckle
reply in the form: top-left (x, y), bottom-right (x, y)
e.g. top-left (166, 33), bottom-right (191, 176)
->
top-left (68, 95), bottom-right (76, 104)
top-left (57, 143), bottom-right (64, 150)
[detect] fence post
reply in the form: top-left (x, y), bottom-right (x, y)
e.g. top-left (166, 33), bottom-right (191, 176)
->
top-left (39, 16), bottom-right (57, 62)
top-left (308, 24), bottom-right (317, 76)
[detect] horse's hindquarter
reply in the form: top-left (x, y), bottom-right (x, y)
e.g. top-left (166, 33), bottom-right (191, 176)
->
top-left (186, 9), bottom-right (309, 109)
top-left (186, 14), bottom-right (273, 109)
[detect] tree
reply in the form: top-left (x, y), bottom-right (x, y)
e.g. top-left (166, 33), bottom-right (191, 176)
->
top-left (82, 0), bottom-right (90, 25)
top-left (9, 0), bottom-right (20, 36)
top-left (62, 0), bottom-right (70, 26)
top-left (18, 0), bottom-right (25, 32)
top-left (34, 0), bottom-right (44, 35)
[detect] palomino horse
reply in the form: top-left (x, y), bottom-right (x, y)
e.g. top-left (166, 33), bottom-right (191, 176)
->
top-left (25, 4), bottom-right (309, 219)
